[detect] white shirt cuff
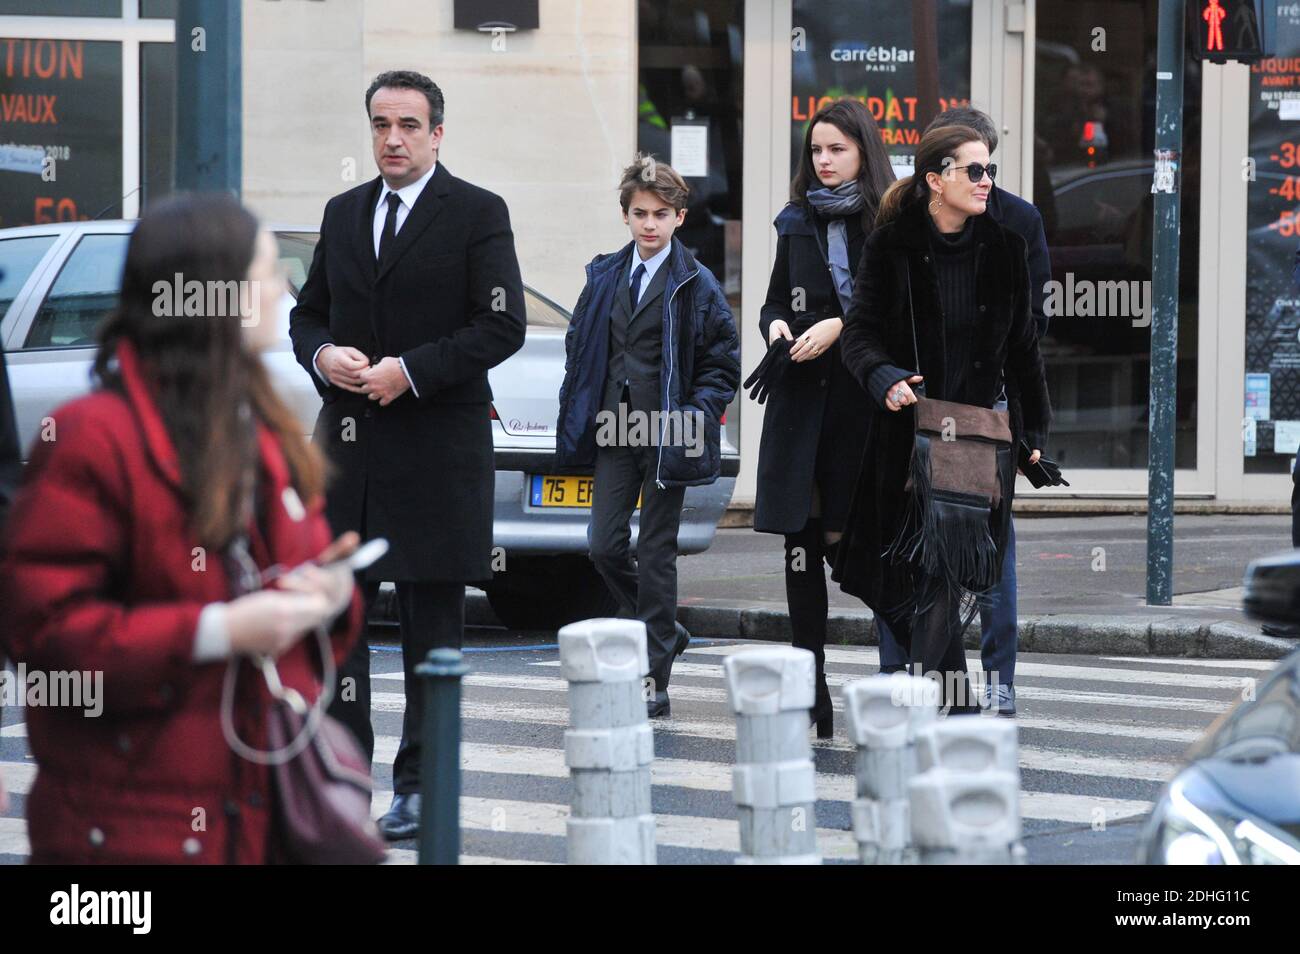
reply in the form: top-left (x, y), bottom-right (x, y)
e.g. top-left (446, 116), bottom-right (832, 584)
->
top-left (311, 343), bottom-right (333, 385)
top-left (193, 602), bottom-right (232, 662)
top-left (398, 356), bottom-right (420, 398)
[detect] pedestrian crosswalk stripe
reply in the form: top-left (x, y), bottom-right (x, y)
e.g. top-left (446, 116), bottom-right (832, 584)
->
top-left (534, 655), bottom-right (1257, 691)
top-left (0, 817), bottom-right (29, 857)
top-left (393, 670), bottom-right (1233, 715)
top-left (1100, 656), bottom-right (1278, 671)
top-left (1, 703), bottom-right (1209, 745)
top-left (455, 795), bottom-right (860, 859)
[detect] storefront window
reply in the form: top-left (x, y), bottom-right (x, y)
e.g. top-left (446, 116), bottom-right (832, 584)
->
top-left (1244, 6), bottom-right (1300, 474)
top-left (638, 0), bottom-right (744, 447)
top-left (1034, 0), bottom-right (1201, 469)
top-left (141, 41), bottom-right (176, 209)
top-left (790, 0), bottom-right (972, 176)
top-left (142, 0), bottom-right (179, 17)
top-left (0, 39), bottom-right (123, 228)
top-left (1, 1), bottom-right (119, 15)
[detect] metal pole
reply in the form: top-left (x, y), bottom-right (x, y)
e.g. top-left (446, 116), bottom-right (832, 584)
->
top-left (417, 647), bottom-right (469, 865)
top-left (175, 0), bottom-right (242, 195)
top-left (1146, 0), bottom-right (1186, 605)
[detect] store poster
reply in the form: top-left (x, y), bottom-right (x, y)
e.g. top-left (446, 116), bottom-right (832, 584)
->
top-left (1247, 5), bottom-right (1300, 461)
top-left (0, 38), bottom-right (122, 228)
top-left (791, 0), bottom-right (972, 177)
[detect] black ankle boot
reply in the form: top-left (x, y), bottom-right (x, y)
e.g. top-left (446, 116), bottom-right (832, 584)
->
top-left (811, 674), bottom-right (833, 738)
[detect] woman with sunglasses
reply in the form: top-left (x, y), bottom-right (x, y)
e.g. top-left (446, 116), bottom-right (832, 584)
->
top-left (753, 99), bottom-right (895, 738)
top-left (0, 194), bottom-right (364, 863)
top-left (834, 124), bottom-right (1051, 714)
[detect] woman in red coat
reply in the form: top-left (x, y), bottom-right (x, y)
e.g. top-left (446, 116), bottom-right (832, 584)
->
top-left (0, 194), bottom-right (364, 864)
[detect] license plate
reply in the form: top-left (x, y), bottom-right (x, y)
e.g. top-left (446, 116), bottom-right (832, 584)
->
top-left (528, 475), bottom-right (641, 509)
top-left (530, 475), bottom-right (594, 508)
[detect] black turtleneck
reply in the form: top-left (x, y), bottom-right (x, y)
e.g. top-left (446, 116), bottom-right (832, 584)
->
top-left (926, 213), bottom-right (979, 403)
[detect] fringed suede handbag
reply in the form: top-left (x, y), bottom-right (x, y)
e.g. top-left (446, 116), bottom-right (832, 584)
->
top-left (885, 267), bottom-right (1014, 607)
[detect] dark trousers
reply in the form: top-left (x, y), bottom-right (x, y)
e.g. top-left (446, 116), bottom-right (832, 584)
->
top-left (588, 439), bottom-right (685, 693)
top-left (1292, 462), bottom-right (1299, 548)
top-left (328, 579), bottom-right (465, 794)
top-left (783, 517), bottom-right (833, 711)
top-left (878, 516), bottom-right (1018, 686)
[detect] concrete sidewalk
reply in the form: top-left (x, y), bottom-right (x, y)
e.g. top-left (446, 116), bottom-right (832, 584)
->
top-left (465, 513), bottom-right (1300, 660)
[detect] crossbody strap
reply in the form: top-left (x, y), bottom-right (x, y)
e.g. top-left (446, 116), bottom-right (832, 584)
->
top-left (903, 262), bottom-right (925, 397)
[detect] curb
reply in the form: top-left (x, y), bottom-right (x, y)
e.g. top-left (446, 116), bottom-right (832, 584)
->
top-left (461, 591), bottom-right (1299, 661)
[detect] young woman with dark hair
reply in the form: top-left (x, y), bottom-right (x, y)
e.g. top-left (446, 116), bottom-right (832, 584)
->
top-left (834, 124), bottom-right (1051, 715)
top-left (753, 98), bottom-right (895, 737)
top-left (0, 194), bottom-right (364, 863)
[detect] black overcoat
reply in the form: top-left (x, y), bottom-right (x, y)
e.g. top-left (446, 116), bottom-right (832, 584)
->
top-left (289, 164), bottom-right (526, 582)
top-left (831, 200), bottom-right (1051, 614)
top-left (754, 203), bottom-right (872, 534)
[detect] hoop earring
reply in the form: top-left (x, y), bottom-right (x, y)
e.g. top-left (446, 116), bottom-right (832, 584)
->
top-left (928, 197), bottom-right (943, 215)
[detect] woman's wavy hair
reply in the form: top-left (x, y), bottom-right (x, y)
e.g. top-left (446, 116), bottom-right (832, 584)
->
top-left (93, 193), bottom-right (325, 549)
top-left (791, 98), bottom-right (896, 230)
top-left (876, 124), bottom-right (984, 226)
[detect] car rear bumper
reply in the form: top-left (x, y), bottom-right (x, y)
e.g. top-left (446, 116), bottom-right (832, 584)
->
top-left (492, 448), bottom-right (738, 555)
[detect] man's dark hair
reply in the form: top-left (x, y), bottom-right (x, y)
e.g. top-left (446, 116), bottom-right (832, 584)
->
top-left (365, 70), bottom-right (445, 127)
top-left (925, 105), bottom-right (998, 155)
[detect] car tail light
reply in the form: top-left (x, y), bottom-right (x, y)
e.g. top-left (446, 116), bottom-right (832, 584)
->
top-left (490, 404), bottom-right (499, 420)
top-left (720, 411), bottom-right (726, 425)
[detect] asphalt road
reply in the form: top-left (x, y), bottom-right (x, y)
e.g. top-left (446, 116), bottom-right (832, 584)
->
top-left (3, 619), bottom-right (1260, 865)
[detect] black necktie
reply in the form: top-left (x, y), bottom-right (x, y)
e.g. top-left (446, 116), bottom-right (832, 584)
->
top-left (629, 262), bottom-right (646, 314)
top-left (378, 193), bottom-right (401, 265)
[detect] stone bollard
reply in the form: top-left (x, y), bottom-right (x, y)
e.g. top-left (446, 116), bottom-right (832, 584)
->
top-left (723, 647), bottom-right (821, 865)
top-left (558, 618), bottom-right (656, 865)
top-left (842, 673), bottom-right (939, 865)
top-left (909, 718), bottom-right (1026, 864)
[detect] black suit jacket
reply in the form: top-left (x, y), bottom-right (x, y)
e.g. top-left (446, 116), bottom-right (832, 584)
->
top-left (290, 163), bottom-right (526, 582)
top-left (602, 259), bottom-right (668, 416)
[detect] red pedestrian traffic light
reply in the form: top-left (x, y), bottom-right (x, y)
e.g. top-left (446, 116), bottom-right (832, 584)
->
top-left (1192, 0), bottom-right (1276, 64)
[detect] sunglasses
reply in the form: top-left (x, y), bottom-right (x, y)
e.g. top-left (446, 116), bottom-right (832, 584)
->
top-left (949, 162), bottom-right (998, 183)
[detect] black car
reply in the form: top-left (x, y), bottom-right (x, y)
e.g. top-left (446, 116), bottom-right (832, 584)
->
top-left (1137, 552), bottom-right (1300, 864)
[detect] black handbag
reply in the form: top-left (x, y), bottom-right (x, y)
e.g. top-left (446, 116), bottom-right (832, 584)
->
top-left (884, 267), bottom-right (1015, 603)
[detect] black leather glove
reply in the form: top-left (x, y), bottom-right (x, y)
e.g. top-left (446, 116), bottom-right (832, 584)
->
top-left (743, 337), bottom-right (793, 404)
top-left (1018, 441), bottom-right (1070, 488)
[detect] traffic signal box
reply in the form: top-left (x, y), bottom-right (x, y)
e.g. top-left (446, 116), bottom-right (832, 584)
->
top-left (1192, 0), bottom-right (1278, 64)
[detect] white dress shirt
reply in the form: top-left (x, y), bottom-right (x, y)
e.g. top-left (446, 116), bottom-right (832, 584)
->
top-left (313, 162), bottom-right (438, 397)
top-left (630, 241), bottom-right (672, 305)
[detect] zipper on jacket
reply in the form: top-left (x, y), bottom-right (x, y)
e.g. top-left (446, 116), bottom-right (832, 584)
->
top-left (657, 266), bottom-right (701, 489)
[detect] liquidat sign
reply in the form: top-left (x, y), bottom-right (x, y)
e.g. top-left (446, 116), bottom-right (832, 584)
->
top-left (792, 93), bottom-right (970, 146)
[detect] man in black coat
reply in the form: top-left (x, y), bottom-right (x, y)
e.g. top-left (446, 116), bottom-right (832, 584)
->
top-left (290, 71), bottom-right (526, 839)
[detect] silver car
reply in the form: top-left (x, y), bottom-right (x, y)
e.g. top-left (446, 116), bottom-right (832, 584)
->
top-left (0, 221), bottom-right (739, 629)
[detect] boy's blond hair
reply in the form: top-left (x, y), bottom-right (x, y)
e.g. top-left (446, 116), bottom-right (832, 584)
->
top-left (618, 153), bottom-right (690, 213)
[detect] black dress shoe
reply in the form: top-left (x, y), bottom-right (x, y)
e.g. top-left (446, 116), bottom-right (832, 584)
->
top-left (674, 622), bottom-right (692, 656)
top-left (377, 792), bottom-right (421, 841)
top-left (646, 690), bottom-right (671, 719)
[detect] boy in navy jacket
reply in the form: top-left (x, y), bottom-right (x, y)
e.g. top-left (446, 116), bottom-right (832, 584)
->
top-left (556, 155), bottom-right (740, 717)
